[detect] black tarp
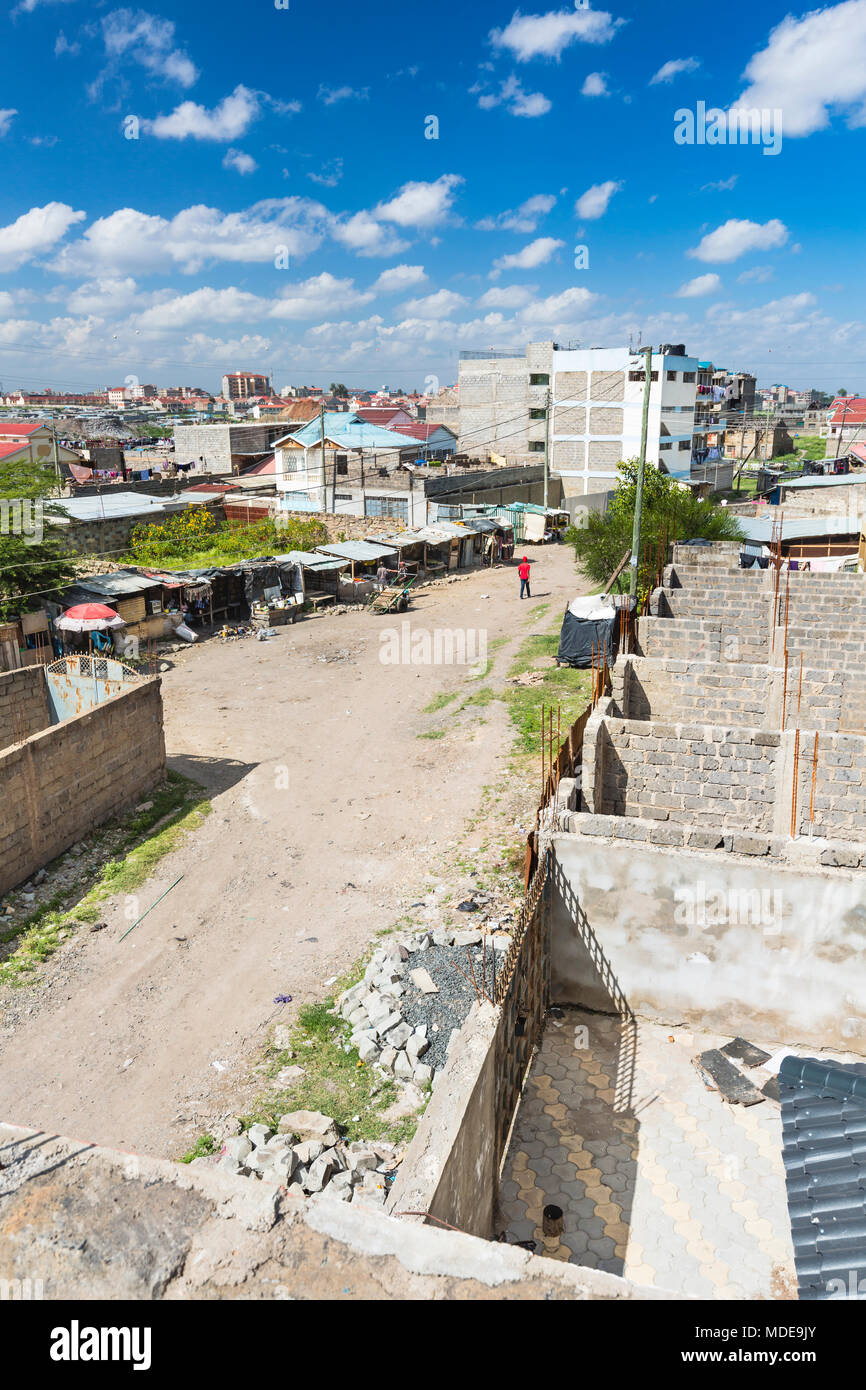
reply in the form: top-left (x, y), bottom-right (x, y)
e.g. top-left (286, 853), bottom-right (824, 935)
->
top-left (557, 607), bottom-right (616, 668)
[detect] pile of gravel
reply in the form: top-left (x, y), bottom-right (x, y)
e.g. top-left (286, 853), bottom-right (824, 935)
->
top-left (402, 941), bottom-right (499, 1074)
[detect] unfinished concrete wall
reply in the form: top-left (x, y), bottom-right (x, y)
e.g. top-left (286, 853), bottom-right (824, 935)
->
top-left (793, 730), bottom-right (866, 842)
top-left (582, 710), bottom-right (779, 832)
top-left (0, 666), bottom-right (51, 748)
top-left (621, 657), bottom-right (776, 727)
top-left (388, 1003), bottom-right (500, 1239)
top-left (549, 836), bottom-right (866, 1055)
top-left (0, 678), bottom-right (165, 896)
top-left (0, 1122), bottom-right (668, 1301)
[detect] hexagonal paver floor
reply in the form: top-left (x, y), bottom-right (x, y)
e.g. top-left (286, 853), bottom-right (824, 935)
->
top-left (496, 1009), bottom-right (799, 1299)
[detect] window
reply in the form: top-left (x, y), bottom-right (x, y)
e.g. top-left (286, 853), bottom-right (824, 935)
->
top-left (628, 371), bottom-right (659, 382)
top-left (529, 373), bottom-right (550, 386)
top-left (666, 370), bottom-right (678, 382)
top-left (365, 496), bottom-right (408, 520)
top-left (678, 440), bottom-right (691, 451)
top-left (528, 441), bottom-right (545, 452)
top-left (682, 372), bottom-right (696, 383)
top-left (336, 455), bottom-right (348, 476)
top-left (659, 441), bottom-right (672, 451)
top-left (529, 408), bottom-right (546, 420)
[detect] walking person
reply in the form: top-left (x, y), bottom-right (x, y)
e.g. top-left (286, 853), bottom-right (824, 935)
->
top-left (518, 555), bottom-right (532, 600)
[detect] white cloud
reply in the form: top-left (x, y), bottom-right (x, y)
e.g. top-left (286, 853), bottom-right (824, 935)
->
top-left (375, 175), bottom-right (463, 228)
top-left (676, 273), bottom-right (722, 298)
top-left (66, 276), bottom-right (140, 314)
top-left (317, 84), bottom-right (369, 105)
top-left (223, 148), bottom-right (257, 175)
top-left (581, 72), bottom-right (609, 97)
top-left (137, 286), bottom-right (264, 331)
top-left (476, 193), bottom-right (556, 233)
top-left (52, 199), bottom-right (327, 275)
top-left (12, 0), bottom-right (77, 14)
top-left (736, 0), bottom-right (866, 137)
top-left (574, 180), bottom-right (621, 219)
top-left (330, 211), bottom-right (410, 258)
top-left (650, 57), bottom-right (700, 85)
top-left (147, 85), bottom-right (260, 140)
top-left (270, 272), bottom-right (374, 320)
top-left (737, 265), bottom-right (774, 284)
top-left (373, 264), bottom-right (427, 292)
top-left (400, 289), bottom-right (469, 319)
top-left (308, 158), bottom-right (343, 187)
top-left (54, 30), bottom-right (79, 57)
top-left (701, 175), bottom-right (738, 192)
top-left (0, 202), bottom-right (86, 272)
top-left (100, 9), bottom-right (198, 88)
top-left (689, 218), bottom-right (788, 263)
top-left (476, 73), bottom-right (552, 116)
top-left (492, 236), bottom-right (564, 273)
top-left (477, 284), bottom-right (537, 308)
top-left (521, 286), bottom-right (596, 322)
top-left (490, 7), bottom-right (623, 62)
top-left (0, 110), bottom-right (18, 137)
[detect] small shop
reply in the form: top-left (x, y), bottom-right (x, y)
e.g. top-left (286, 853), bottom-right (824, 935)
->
top-left (281, 550), bottom-right (350, 610)
top-left (314, 540), bottom-right (398, 602)
top-left (508, 503), bottom-right (570, 544)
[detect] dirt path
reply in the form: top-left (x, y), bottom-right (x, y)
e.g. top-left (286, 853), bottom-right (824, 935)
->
top-left (0, 547), bottom-right (580, 1157)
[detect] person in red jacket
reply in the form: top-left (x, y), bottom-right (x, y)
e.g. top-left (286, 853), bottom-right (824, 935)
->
top-left (518, 555), bottom-right (532, 599)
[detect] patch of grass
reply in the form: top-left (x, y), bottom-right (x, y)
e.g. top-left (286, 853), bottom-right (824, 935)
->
top-left (460, 685), bottom-right (498, 710)
top-left (180, 1133), bottom-right (217, 1164)
top-left (504, 620), bottom-right (592, 752)
top-left (0, 771), bottom-right (211, 985)
top-left (417, 729), bottom-right (446, 740)
top-left (422, 690), bottom-right (458, 714)
top-left (528, 602), bottom-right (551, 621)
top-left (243, 992), bottom-right (421, 1149)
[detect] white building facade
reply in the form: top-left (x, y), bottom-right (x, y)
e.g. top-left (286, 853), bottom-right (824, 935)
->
top-left (459, 341), bottom-right (699, 494)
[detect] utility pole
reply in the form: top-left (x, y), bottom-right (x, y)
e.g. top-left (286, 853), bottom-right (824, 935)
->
top-left (50, 420), bottom-right (61, 496)
top-left (543, 387), bottom-right (551, 507)
top-left (319, 400), bottom-right (327, 512)
top-left (834, 399), bottom-right (849, 459)
top-left (629, 345), bottom-right (653, 600)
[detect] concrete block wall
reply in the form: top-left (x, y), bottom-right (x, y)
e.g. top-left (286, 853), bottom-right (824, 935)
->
top-left (0, 667), bottom-right (52, 750)
top-left (638, 614), bottom-right (769, 664)
top-left (0, 679), bottom-right (165, 897)
top-left (621, 657), bottom-right (776, 728)
top-left (793, 731), bottom-right (866, 843)
top-left (582, 711), bottom-right (780, 832)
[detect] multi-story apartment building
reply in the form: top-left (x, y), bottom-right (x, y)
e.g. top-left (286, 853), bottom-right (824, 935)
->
top-left (222, 371), bottom-right (272, 400)
top-left (458, 342), bottom-right (699, 493)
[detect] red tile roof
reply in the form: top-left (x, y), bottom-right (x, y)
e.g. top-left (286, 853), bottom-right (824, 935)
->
top-left (383, 420), bottom-right (455, 441)
top-left (356, 407), bottom-right (412, 425)
top-left (0, 421), bottom-right (44, 436)
top-left (0, 440), bottom-right (28, 458)
top-left (829, 397), bottom-right (866, 426)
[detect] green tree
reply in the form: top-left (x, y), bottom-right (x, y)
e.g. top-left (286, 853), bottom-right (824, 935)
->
top-left (838, 388), bottom-right (848, 397)
top-left (0, 452), bottom-right (74, 621)
top-left (569, 459), bottom-right (744, 603)
top-left (330, 382), bottom-right (349, 398)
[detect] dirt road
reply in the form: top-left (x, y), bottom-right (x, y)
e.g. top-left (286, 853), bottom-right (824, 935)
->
top-left (0, 546), bottom-right (580, 1157)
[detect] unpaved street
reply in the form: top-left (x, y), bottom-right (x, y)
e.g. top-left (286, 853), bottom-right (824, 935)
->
top-left (0, 547), bottom-right (579, 1157)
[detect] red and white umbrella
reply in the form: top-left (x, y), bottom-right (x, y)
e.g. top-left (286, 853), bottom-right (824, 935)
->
top-left (55, 602), bottom-right (126, 633)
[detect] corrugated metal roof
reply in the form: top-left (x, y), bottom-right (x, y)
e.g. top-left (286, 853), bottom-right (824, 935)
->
top-left (781, 473), bottom-right (866, 489)
top-left (736, 515), bottom-right (861, 543)
top-left (278, 412), bottom-right (423, 451)
top-left (55, 492), bottom-right (173, 522)
top-left (66, 569), bottom-right (160, 598)
top-left (780, 1055), bottom-right (866, 1300)
top-left (278, 550), bottom-right (349, 571)
top-left (315, 540), bottom-right (398, 562)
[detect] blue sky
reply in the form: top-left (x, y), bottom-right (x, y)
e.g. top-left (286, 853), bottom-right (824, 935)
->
top-left (1, 0), bottom-right (865, 394)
